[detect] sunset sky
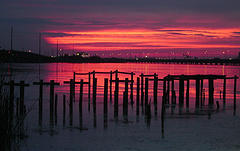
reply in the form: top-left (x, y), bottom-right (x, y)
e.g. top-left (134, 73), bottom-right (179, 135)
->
top-left (1, 0), bottom-right (240, 58)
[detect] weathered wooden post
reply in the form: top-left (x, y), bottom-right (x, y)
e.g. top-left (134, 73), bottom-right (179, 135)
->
top-left (114, 78), bottom-right (119, 119)
top-left (179, 77), bottom-right (184, 106)
top-left (171, 79), bottom-right (176, 104)
top-left (73, 72), bottom-right (76, 82)
top-left (166, 76), bottom-right (170, 104)
top-left (104, 78), bottom-right (108, 128)
top-left (93, 78), bottom-right (97, 127)
top-left (200, 79), bottom-right (203, 106)
top-left (163, 78), bottom-right (166, 104)
top-left (234, 75), bottom-right (237, 111)
top-left (196, 78), bottom-right (200, 108)
top-left (4, 80), bottom-right (15, 117)
top-left (153, 74), bottom-right (158, 116)
top-left (141, 73), bottom-right (144, 106)
top-left (186, 79), bottom-right (190, 108)
top-left (136, 77), bottom-right (140, 116)
top-left (123, 78), bottom-right (128, 119)
top-left (208, 78), bottom-right (214, 105)
top-left (223, 78), bottom-right (226, 104)
top-left (110, 71), bottom-right (113, 102)
top-left (88, 72), bottom-right (91, 111)
top-left (130, 72), bottom-right (134, 104)
top-left (145, 78), bottom-right (149, 113)
top-left (79, 79), bottom-right (83, 129)
top-left (55, 94), bottom-right (58, 125)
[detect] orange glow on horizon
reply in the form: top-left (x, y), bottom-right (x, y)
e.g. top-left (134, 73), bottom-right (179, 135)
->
top-left (44, 28), bottom-right (240, 51)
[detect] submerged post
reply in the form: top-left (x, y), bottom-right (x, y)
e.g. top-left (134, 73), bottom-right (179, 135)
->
top-left (104, 78), bottom-right (108, 128)
top-left (123, 78), bottom-right (128, 119)
top-left (179, 77), bottom-right (184, 106)
top-left (130, 72), bottom-right (134, 104)
top-left (88, 72), bottom-right (91, 110)
top-left (114, 78), bottom-right (119, 119)
top-left (171, 79), bottom-right (176, 104)
top-left (141, 73), bottom-right (144, 106)
top-left (79, 79), bottom-right (83, 128)
top-left (110, 71), bottom-right (113, 102)
top-left (145, 78), bottom-right (149, 110)
top-left (136, 77), bottom-right (140, 116)
top-left (196, 78), bottom-right (200, 108)
top-left (223, 78), bottom-right (226, 104)
top-left (153, 74), bottom-right (158, 116)
top-left (55, 94), bottom-right (58, 125)
top-left (208, 78), bottom-right (214, 105)
top-left (93, 78), bottom-right (97, 127)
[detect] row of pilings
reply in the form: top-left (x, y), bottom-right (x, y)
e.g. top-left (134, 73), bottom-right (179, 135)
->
top-left (3, 71), bottom-right (238, 131)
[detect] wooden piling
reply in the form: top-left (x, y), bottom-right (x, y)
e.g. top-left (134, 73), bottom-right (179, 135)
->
top-left (153, 74), bottom-right (158, 116)
top-left (130, 72), bottom-right (134, 104)
top-left (179, 78), bottom-right (184, 106)
top-left (223, 78), bottom-right (226, 104)
top-left (171, 79), bottom-right (176, 104)
top-left (104, 76), bottom-right (108, 128)
top-left (208, 78), bottom-right (214, 105)
top-left (104, 78), bottom-right (108, 116)
top-left (196, 78), bottom-right (200, 108)
top-left (141, 73), bottom-right (144, 106)
top-left (50, 80), bottom-right (55, 120)
top-left (79, 79), bottom-right (83, 128)
top-left (110, 71), bottom-right (113, 102)
top-left (123, 78), bottom-right (128, 119)
top-left (88, 72), bottom-right (91, 110)
top-left (167, 77), bottom-right (170, 104)
top-left (145, 78), bottom-right (149, 111)
top-left (200, 79), bottom-right (203, 106)
top-left (163, 79), bottom-right (166, 104)
top-left (93, 78), bottom-right (97, 127)
top-left (114, 78), bottom-right (119, 119)
top-left (136, 77), bottom-right (140, 116)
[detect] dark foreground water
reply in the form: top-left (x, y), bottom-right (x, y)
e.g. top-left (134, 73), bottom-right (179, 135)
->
top-left (2, 63), bottom-right (240, 151)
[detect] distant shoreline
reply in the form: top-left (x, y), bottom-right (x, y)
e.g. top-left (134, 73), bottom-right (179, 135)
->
top-left (1, 49), bottom-right (240, 65)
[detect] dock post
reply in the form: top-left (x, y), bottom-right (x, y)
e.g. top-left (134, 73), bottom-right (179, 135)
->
top-left (93, 78), bottom-right (97, 128)
top-left (200, 79), bottom-right (203, 106)
top-left (114, 78), bottom-right (119, 120)
top-left (196, 78), bottom-right (200, 108)
top-left (171, 79), bottom-right (176, 104)
top-left (136, 77), bottom-right (140, 116)
top-left (130, 72), bottom-right (134, 104)
top-left (223, 78), bottom-right (226, 105)
top-left (208, 78), bottom-right (214, 105)
top-left (88, 72), bottom-right (91, 111)
top-left (141, 73), bottom-right (144, 106)
top-left (145, 78), bottom-right (149, 111)
top-left (110, 71), bottom-right (113, 102)
top-left (123, 78), bottom-right (128, 120)
top-left (104, 78), bottom-right (108, 128)
top-left (153, 74), bottom-right (158, 116)
top-left (179, 77), bottom-right (184, 106)
top-left (167, 76), bottom-right (170, 104)
top-left (79, 79), bottom-right (83, 129)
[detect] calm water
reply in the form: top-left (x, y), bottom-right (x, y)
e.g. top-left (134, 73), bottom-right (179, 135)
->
top-left (2, 63), bottom-right (240, 151)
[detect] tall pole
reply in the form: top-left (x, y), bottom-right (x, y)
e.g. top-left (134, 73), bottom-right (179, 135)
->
top-left (10, 26), bottom-right (13, 52)
top-left (38, 32), bottom-right (41, 56)
top-left (56, 40), bottom-right (58, 57)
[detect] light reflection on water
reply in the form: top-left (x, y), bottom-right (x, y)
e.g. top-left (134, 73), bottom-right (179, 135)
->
top-left (3, 63), bottom-right (240, 150)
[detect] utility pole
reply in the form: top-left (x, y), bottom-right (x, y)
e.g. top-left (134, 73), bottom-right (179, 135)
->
top-left (38, 32), bottom-right (41, 56)
top-left (10, 26), bottom-right (13, 52)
